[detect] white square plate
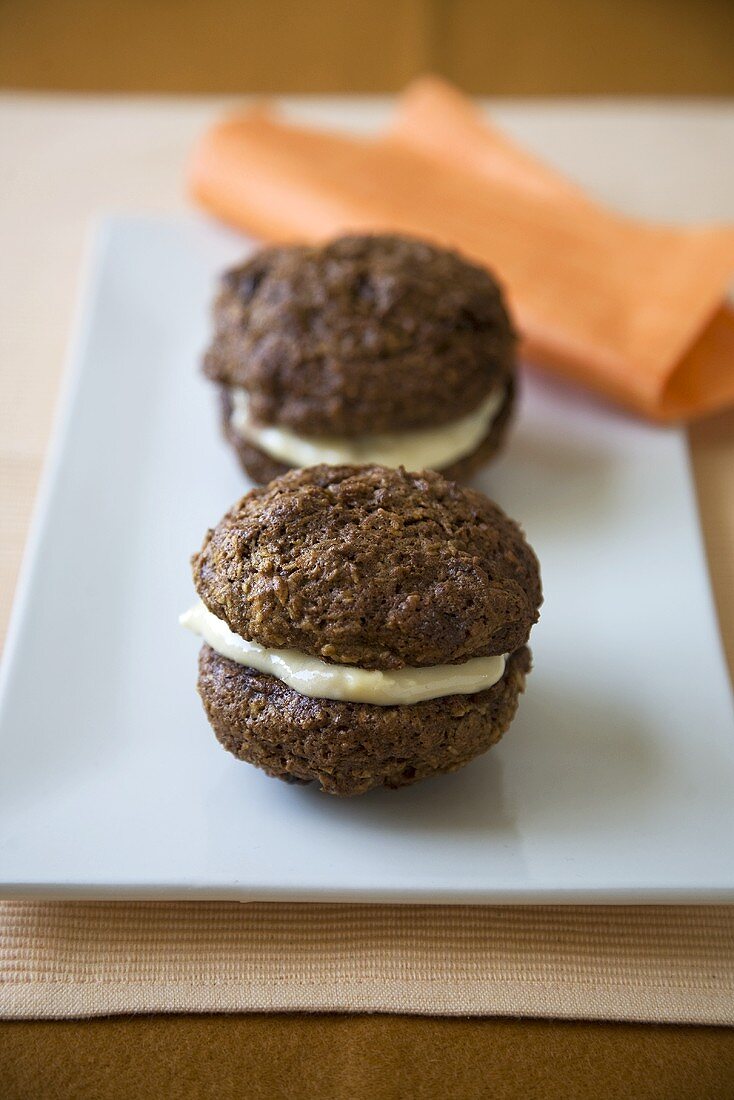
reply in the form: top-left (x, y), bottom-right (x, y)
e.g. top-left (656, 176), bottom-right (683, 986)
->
top-left (0, 215), bottom-right (733, 903)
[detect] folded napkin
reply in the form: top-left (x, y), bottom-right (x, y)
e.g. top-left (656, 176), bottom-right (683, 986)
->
top-left (189, 77), bottom-right (734, 423)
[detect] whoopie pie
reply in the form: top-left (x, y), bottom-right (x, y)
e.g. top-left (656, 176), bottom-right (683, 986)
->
top-left (203, 234), bottom-right (517, 483)
top-left (181, 464), bottom-right (541, 796)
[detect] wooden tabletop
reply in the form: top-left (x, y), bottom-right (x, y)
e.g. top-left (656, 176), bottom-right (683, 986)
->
top-left (1, 94), bottom-right (733, 1098)
top-left (2, 0), bottom-right (734, 96)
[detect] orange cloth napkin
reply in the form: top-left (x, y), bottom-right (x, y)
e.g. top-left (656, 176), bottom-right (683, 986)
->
top-left (189, 77), bottom-right (734, 422)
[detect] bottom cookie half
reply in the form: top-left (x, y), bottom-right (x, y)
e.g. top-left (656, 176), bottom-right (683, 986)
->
top-left (219, 377), bottom-right (516, 486)
top-left (197, 644), bottom-right (531, 796)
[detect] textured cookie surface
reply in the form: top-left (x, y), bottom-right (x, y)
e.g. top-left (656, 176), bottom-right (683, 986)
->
top-left (204, 234), bottom-right (516, 435)
top-left (198, 644), bottom-right (531, 796)
top-left (193, 465), bottom-right (542, 670)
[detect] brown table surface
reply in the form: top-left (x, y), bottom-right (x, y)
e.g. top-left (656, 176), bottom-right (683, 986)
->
top-left (2, 0), bottom-right (734, 97)
top-left (1, 94), bottom-right (733, 1098)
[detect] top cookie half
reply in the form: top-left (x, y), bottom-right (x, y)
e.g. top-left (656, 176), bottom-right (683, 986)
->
top-left (192, 465), bottom-right (541, 671)
top-left (203, 233), bottom-right (516, 436)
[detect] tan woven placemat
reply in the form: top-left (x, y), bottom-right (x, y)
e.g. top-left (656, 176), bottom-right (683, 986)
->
top-left (0, 94), bottom-right (733, 1023)
top-left (1, 902), bottom-right (733, 1023)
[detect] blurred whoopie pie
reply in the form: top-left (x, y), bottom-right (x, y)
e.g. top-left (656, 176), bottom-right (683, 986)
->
top-left (203, 234), bottom-right (517, 483)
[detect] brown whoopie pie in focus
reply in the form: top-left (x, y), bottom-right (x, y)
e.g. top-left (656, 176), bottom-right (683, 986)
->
top-left (186, 464), bottom-right (542, 796)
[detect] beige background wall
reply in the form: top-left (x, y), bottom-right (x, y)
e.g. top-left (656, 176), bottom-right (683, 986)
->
top-left (2, 0), bottom-right (734, 95)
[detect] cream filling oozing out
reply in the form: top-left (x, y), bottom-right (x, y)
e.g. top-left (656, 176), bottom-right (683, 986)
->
top-left (181, 601), bottom-right (507, 706)
top-left (229, 386), bottom-right (505, 471)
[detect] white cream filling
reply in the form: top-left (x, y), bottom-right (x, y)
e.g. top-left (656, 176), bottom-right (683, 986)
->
top-left (180, 601), bottom-right (507, 706)
top-left (229, 387), bottom-right (504, 471)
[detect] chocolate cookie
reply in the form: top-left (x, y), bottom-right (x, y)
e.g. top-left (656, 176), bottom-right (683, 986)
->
top-left (198, 644), bottom-right (532, 797)
top-left (183, 465), bottom-right (542, 796)
top-left (203, 233), bottom-right (517, 482)
top-left (193, 465), bottom-right (541, 669)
